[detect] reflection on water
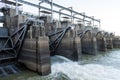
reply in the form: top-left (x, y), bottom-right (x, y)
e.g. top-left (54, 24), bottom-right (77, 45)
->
top-left (1, 49), bottom-right (120, 80)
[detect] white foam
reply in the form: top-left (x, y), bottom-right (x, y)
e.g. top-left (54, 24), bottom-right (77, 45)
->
top-left (51, 57), bottom-right (120, 80)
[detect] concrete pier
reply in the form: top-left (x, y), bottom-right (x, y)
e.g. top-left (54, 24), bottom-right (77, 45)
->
top-left (80, 29), bottom-right (97, 55)
top-left (55, 29), bottom-right (81, 61)
top-left (95, 31), bottom-right (107, 51)
top-left (19, 37), bottom-right (51, 75)
top-left (48, 22), bottom-right (82, 61)
top-left (104, 32), bottom-right (113, 49)
top-left (113, 37), bottom-right (120, 48)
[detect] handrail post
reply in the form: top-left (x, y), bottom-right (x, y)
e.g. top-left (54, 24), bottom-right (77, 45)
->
top-left (82, 12), bottom-right (85, 26)
top-left (92, 16), bottom-right (94, 27)
top-left (51, 0), bottom-right (53, 22)
top-left (16, 0), bottom-right (18, 15)
top-left (99, 19), bottom-right (101, 29)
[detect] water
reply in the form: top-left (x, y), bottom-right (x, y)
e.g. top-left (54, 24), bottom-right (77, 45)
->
top-left (1, 49), bottom-right (120, 80)
top-left (51, 49), bottom-right (120, 80)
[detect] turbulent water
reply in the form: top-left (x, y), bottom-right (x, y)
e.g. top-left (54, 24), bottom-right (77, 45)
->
top-left (50, 49), bottom-right (120, 80)
top-left (1, 49), bottom-right (120, 80)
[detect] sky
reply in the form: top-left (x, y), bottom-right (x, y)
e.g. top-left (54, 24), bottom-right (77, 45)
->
top-left (52, 0), bottom-right (120, 35)
top-left (0, 0), bottom-right (120, 35)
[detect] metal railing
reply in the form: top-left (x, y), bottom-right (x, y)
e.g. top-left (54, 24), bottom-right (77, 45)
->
top-left (10, 0), bottom-right (100, 24)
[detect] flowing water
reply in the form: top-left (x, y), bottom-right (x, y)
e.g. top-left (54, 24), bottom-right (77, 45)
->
top-left (50, 49), bottom-right (120, 80)
top-left (1, 49), bottom-right (120, 80)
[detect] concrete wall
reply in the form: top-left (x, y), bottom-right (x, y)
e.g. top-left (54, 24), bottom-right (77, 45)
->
top-left (49, 27), bottom-right (82, 61)
top-left (96, 32), bottom-right (107, 51)
top-left (56, 30), bottom-right (81, 61)
top-left (19, 37), bottom-right (51, 75)
top-left (106, 38), bottom-right (113, 49)
top-left (113, 37), bottom-right (120, 48)
top-left (96, 37), bottom-right (107, 51)
top-left (81, 31), bottom-right (97, 55)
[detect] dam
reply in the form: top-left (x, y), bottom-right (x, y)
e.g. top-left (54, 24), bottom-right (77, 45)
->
top-left (0, 0), bottom-right (120, 78)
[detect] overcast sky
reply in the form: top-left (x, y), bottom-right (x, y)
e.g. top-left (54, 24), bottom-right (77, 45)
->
top-left (1, 0), bottom-right (120, 35)
top-left (52, 0), bottom-right (120, 35)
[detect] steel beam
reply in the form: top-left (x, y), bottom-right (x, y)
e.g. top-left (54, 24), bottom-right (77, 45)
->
top-left (40, 0), bottom-right (100, 22)
top-left (1, 0), bottom-right (22, 6)
top-left (13, 0), bottom-right (90, 22)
